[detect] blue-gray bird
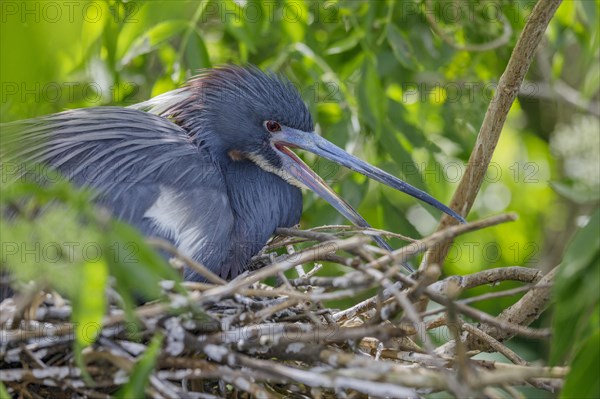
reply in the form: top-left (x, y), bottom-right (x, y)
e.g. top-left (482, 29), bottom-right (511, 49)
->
top-left (4, 66), bottom-right (465, 281)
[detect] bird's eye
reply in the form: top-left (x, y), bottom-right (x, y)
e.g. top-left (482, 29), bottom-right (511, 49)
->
top-left (265, 120), bottom-right (281, 133)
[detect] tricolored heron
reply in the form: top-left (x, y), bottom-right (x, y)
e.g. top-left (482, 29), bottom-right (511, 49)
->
top-left (5, 66), bottom-right (465, 281)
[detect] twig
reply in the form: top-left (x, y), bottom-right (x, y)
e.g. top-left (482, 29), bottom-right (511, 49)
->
top-left (430, 266), bottom-right (542, 292)
top-left (333, 262), bottom-right (531, 323)
top-left (309, 224), bottom-right (416, 242)
top-left (200, 236), bottom-right (369, 301)
top-left (393, 273), bottom-right (551, 340)
top-left (275, 227), bottom-right (338, 242)
top-left (462, 323), bottom-right (527, 366)
top-left (369, 214), bottom-right (517, 270)
top-left (460, 284), bottom-right (552, 305)
top-left (470, 267), bottom-right (558, 351)
top-left (147, 238), bottom-right (226, 285)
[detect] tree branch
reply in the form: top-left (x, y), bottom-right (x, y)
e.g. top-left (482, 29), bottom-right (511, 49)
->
top-left (425, 0), bottom-right (564, 272)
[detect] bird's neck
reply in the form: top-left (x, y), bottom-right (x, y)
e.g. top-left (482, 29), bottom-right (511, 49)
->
top-left (222, 158), bottom-right (303, 233)
top-left (218, 158), bottom-right (302, 278)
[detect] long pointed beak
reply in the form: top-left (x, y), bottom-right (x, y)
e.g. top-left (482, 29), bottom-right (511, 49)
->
top-left (272, 127), bottom-right (466, 230)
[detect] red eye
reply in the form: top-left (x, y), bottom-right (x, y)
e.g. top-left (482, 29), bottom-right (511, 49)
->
top-left (265, 120), bottom-right (281, 133)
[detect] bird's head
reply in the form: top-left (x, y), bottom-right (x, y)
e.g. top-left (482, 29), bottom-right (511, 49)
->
top-left (146, 66), bottom-right (466, 226)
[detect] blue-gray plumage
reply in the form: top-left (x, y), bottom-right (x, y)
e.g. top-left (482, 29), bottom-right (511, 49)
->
top-left (3, 66), bottom-right (465, 281)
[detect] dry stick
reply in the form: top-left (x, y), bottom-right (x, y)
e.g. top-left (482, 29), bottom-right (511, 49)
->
top-left (429, 266), bottom-right (542, 293)
top-left (288, 272), bottom-right (370, 288)
top-left (0, 282), bottom-right (47, 328)
top-left (4, 290), bottom-right (201, 345)
top-left (280, 242), bottom-right (338, 326)
top-left (320, 349), bottom-right (565, 389)
top-left (200, 323), bottom-right (408, 350)
top-left (91, 339), bottom-right (182, 399)
top-left (275, 227), bottom-right (338, 243)
top-left (226, 348), bottom-right (421, 396)
top-left (239, 287), bottom-right (358, 302)
top-left (421, 283), bottom-right (552, 320)
top-left (471, 267), bottom-right (558, 351)
top-left (360, 266), bottom-right (437, 354)
top-left (460, 283), bottom-right (551, 305)
top-left (338, 265), bottom-right (534, 324)
top-left (332, 215), bottom-right (516, 322)
top-left (308, 225), bottom-right (416, 242)
top-left (318, 222), bottom-right (506, 327)
top-left (472, 365), bottom-right (567, 389)
top-left (146, 237), bottom-right (226, 285)
top-left (462, 323), bottom-right (527, 366)
top-left (432, 270), bottom-right (557, 359)
top-left (393, 273), bottom-right (550, 340)
top-left (200, 236), bottom-right (369, 301)
top-left (377, 348), bottom-right (565, 382)
top-left (443, 281), bottom-right (472, 398)
top-left (370, 214), bottom-right (517, 270)
top-left (424, 0), bottom-right (564, 273)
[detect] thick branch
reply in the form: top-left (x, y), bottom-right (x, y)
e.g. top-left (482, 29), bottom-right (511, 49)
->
top-left (470, 267), bottom-right (558, 350)
top-left (425, 0), bottom-right (564, 271)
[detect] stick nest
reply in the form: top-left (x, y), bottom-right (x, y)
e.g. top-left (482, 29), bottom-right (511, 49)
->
top-left (1, 215), bottom-right (566, 398)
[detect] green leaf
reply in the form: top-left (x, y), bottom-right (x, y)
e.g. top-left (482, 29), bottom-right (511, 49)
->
top-left (340, 174), bottom-right (370, 210)
top-left (0, 382), bottom-right (10, 399)
top-left (186, 31), bottom-right (212, 69)
top-left (380, 192), bottom-right (420, 241)
top-left (387, 102), bottom-right (427, 149)
top-left (325, 31), bottom-right (364, 55)
top-left (560, 330), bottom-right (600, 399)
top-left (121, 20), bottom-right (188, 65)
top-left (357, 57), bottom-right (386, 137)
top-left (387, 24), bottom-right (417, 69)
top-left (551, 208), bottom-right (600, 365)
top-left (73, 258), bottom-right (109, 347)
top-left (106, 220), bottom-right (180, 304)
top-left (117, 334), bottom-right (164, 399)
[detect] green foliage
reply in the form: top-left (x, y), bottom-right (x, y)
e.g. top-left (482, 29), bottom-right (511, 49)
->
top-left (552, 209), bottom-right (600, 366)
top-left (73, 258), bottom-right (108, 347)
top-left (0, 174), bottom-right (181, 325)
top-left (551, 209), bottom-right (600, 399)
top-left (0, 382), bottom-right (9, 399)
top-left (560, 330), bottom-right (600, 399)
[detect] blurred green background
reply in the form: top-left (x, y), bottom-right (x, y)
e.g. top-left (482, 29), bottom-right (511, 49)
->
top-left (1, 0), bottom-right (599, 396)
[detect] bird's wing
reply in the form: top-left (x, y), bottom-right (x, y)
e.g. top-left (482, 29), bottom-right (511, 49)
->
top-left (2, 107), bottom-right (234, 279)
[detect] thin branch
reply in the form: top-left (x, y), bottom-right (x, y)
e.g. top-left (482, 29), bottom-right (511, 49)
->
top-left (147, 237), bottom-right (226, 285)
top-left (470, 267), bottom-right (558, 350)
top-left (200, 236), bottom-right (369, 301)
top-left (462, 323), bottom-right (527, 366)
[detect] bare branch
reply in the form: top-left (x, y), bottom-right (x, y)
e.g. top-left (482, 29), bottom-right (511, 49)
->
top-left (425, 0), bottom-right (564, 271)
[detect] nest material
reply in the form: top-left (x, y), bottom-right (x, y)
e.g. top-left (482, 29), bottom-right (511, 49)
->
top-left (1, 215), bottom-right (566, 398)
